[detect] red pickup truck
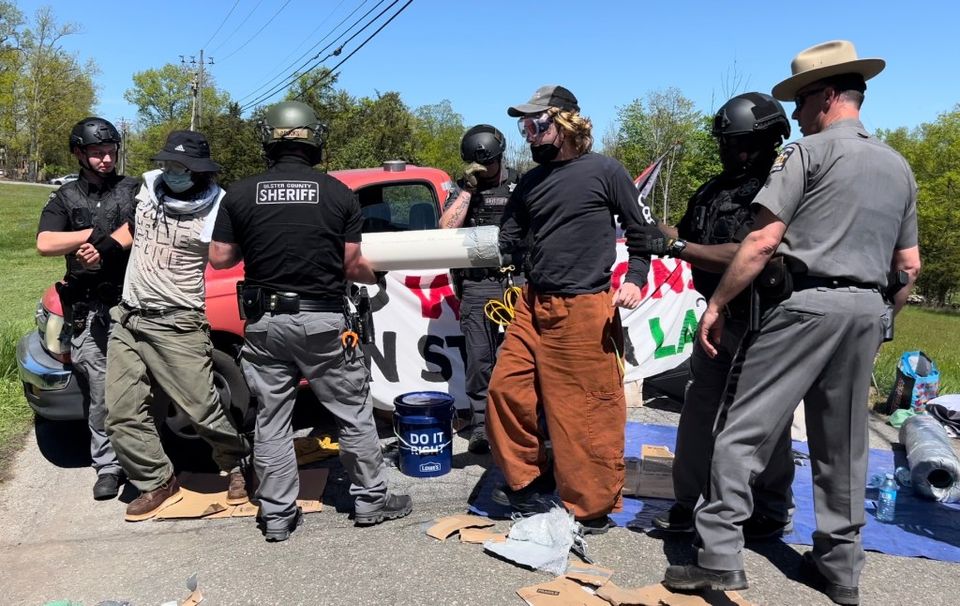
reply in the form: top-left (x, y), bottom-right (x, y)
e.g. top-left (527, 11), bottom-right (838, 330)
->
top-left (17, 162), bottom-right (455, 440)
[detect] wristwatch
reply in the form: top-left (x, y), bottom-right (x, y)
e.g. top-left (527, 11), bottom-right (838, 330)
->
top-left (668, 238), bottom-right (687, 258)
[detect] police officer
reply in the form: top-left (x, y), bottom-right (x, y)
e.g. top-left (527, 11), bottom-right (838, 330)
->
top-left (663, 41), bottom-right (920, 606)
top-left (210, 100), bottom-right (412, 542)
top-left (439, 125), bottom-right (523, 454)
top-left (652, 93), bottom-right (796, 538)
top-left (36, 117), bottom-right (139, 500)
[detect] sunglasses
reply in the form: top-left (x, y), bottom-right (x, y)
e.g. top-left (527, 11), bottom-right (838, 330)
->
top-left (159, 160), bottom-right (191, 176)
top-left (518, 113), bottom-right (553, 138)
top-left (794, 87), bottom-right (826, 110)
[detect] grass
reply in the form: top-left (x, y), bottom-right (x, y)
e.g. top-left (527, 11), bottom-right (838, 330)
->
top-left (0, 182), bottom-right (64, 471)
top-left (873, 306), bottom-right (960, 402)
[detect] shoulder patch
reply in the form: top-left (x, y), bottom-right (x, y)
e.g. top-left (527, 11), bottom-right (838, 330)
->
top-left (769, 146), bottom-right (795, 173)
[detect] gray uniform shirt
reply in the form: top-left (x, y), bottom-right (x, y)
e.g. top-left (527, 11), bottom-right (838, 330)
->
top-left (751, 119), bottom-right (918, 288)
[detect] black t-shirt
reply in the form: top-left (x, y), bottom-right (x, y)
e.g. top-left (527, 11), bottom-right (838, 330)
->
top-left (499, 153), bottom-right (656, 295)
top-left (213, 158), bottom-right (361, 298)
top-left (37, 172), bottom-right (137, 290)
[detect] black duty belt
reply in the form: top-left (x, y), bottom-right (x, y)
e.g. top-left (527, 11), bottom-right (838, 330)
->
top-left (293, 298), bottom-right (343, 313)
top-left (120, 303), bottom-right (201, 317)
top-left (792, 275), bottom-right (878, 291)
top-left (461, 267), bottom-right (506, 281)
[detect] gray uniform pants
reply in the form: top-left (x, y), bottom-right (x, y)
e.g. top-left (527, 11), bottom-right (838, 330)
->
top-left (105, 308), bottom-right (248, 492)
top-left (696, 287), bottom-right (885, 588)
top-left (241, 311), bottom-right (388, 531)
top-left (460, 278), bottom-right (510, 424)
top-left (674, 316), bottom-right (794, 520)
top-left (70, 305), bottom-right (122, 477)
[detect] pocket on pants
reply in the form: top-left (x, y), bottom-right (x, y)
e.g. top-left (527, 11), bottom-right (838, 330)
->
top-left (586, 390), bottom-right (625, 460)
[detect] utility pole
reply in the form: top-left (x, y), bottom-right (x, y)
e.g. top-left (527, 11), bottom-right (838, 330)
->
top-left (181, 51), bottom-right (214, 131)
top-left (118, 117), bottom-right (129, 174)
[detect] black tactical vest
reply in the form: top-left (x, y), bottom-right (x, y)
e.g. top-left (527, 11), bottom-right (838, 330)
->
top-left (463, 168), bottom-right (520, 227)
top-left (53, 174), bottom-right (139, 289)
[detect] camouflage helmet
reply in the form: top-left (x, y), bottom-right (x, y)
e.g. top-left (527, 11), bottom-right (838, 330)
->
top-left (69, 117), bottom-right (121, 152)
top-left (460, 124), bottom-right (506, 164)
top-left (258, 100), bottom-right (326, 150)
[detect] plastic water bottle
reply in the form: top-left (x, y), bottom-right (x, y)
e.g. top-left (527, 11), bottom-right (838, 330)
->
top-left (877, 472), bottom-right (898, 523)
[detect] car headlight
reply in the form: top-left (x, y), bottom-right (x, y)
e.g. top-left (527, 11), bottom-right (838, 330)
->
top-left (36, 301), bottom-right (68, 360)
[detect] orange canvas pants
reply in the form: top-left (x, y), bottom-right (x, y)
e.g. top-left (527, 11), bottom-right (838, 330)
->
top-left (486, 286), bottom-right (626, 520)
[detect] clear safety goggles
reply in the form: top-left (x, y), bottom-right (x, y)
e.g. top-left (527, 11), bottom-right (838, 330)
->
top-left (517, 113), bottom-right (553, 138)
top-left (158, 160), bottom-right (191, 176)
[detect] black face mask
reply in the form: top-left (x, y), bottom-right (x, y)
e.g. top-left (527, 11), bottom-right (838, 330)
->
top-left (531, 143), bottom-right (560, 164)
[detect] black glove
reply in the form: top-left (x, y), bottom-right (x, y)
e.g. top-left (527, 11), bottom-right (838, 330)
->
top-left (635, 233), bottom-right (670, 256)
top-left (89, 230), bottom-right (123, 264)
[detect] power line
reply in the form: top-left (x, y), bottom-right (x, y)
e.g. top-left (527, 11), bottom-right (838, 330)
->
top-left (217, 0), bottom-right (295, 63)
top-left (240, 0), bottom-right (405, 112)
top-left (203, 0), bottom-right (241, 50)
top-left (236, 0), bottom-right (388, 109)
top-left (294, 0), bottom-right (413, 101)
top-left (210, 0), bottom-right (266, 55)
top-left (234, 0), bottom-right (366, 105)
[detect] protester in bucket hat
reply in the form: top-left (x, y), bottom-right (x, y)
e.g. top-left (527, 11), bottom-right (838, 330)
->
top-left (104, 129), bottom-right (250, 523)
top-left (663, 41), bottom-right (920, 606)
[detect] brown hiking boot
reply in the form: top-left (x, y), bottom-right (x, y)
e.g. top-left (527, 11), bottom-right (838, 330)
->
top-left (226, 470), bottom-right (248, 505)
top-left (125, 476), bottom-right (182, 522)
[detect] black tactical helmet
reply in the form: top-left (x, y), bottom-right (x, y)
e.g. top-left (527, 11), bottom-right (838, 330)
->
top-left (69, 117), bottom-right (121, 151)
top-left (712, 92), bottom-right (791, 144)
top-left (259, 100), bottom-right (326, 151)
top-left (460, 124), bottom-right (506, 165)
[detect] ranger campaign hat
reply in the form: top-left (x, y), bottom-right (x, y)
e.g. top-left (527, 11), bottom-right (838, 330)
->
top-left (772, 40), bottom-right (885, 101)
top-left (507, 85), bottom-right (580, 117)
top-left (151, 130), bottom-right (222, 173)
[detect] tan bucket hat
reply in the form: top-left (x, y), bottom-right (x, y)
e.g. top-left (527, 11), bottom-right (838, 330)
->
top-left (771, 40), bottom-right (885, 101)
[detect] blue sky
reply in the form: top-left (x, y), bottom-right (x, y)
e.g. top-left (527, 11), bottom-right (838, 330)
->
top-left (16, 0), bottom-right (960, 150)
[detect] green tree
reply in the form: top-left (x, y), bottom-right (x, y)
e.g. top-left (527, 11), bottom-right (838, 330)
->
top-left (412, 100), bottom-right (464, 178)
top-left (204, 102), bottom-right (263, 186)
top-left (125, 62), bottom-right (229, 129)
top-left (608, 88), bottom-right (718, 224)
top-left (0, 6), bottom-right (97, 180)
top-left (879, 108), bottom-right (960, 306)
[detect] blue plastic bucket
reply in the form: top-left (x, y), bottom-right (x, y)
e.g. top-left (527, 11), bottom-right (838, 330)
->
top-left (393, 391), bottom-right (456, 478)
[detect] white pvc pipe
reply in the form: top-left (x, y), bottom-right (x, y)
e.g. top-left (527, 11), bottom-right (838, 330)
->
top-left (361, 225), bottom-right (502, 271)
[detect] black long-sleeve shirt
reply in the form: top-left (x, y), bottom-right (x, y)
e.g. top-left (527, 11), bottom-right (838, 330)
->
top-left (499, 152), bottom-right (656, 295)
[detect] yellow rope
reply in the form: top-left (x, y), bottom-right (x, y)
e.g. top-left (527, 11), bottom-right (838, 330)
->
top-left (484, 285), bottom-right (522, 327)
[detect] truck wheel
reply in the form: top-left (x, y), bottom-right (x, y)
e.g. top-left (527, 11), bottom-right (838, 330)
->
top-left (211, 348), bottom-right (253, 433)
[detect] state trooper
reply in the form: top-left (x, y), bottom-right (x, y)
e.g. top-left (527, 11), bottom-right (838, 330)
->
top-left (439, 124), bottom-right (524, 454)
top-left (663, 41), bottom-right (921, 606)
top-left (36, 117), bottom-right (139, 500)
top-left (652, 93), bottom-right (796, 538)
top-left (210, 100), bottom-right (412, 542)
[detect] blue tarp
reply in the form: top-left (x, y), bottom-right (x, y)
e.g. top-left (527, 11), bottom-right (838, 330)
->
top-left (467, 422), bottom-right (960, 563)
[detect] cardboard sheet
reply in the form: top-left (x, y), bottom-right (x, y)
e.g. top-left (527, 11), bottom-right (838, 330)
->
top-left (563, 562), bottom-right (615, 587)
top-left (155, 468), bottom-right (328, 520)
top-left (458, 527), bottom-right (507, 544)
top-left (426, 514), bottom-right (495, 540)
top-left (517, 577), bottom-right (609, 606)
top-left (594, 583), bottom-right (752, 606)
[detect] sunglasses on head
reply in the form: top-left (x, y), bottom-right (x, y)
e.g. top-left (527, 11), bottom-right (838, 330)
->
top-left (518, 113), bottom-right (553, 138)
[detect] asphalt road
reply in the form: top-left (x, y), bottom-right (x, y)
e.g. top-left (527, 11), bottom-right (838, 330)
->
top-left (1, 389), bottom-right (957, 605)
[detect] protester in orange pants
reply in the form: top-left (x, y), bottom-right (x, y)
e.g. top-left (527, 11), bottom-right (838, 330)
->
top-left (486, 85), bottom-right (659, 533)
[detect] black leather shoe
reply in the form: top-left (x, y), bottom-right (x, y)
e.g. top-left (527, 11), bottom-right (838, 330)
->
top-left (467, 424), bottom-right (490, 454)
top-left (800, 552), bottom-right (860, 605)
top-left (744, 513), bottom-right (793, 540)
top-left (490, 471), bottom-right (556, 514)
top-left (355, 494), bottom-right (413, 526)
top-left (663, 564), bottom-right (749, 591)
top-left (652, 503), bottom-right (694, 533)
top-left (261, 507), bottom-right (304, 543)
top-left (577, 515), bottom-right (613, 535)
top-left (92, 472), bottom-right (123, 501)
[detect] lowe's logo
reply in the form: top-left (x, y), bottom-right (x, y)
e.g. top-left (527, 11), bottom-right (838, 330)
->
top-left (419, 462), bottom-right (441, 473)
